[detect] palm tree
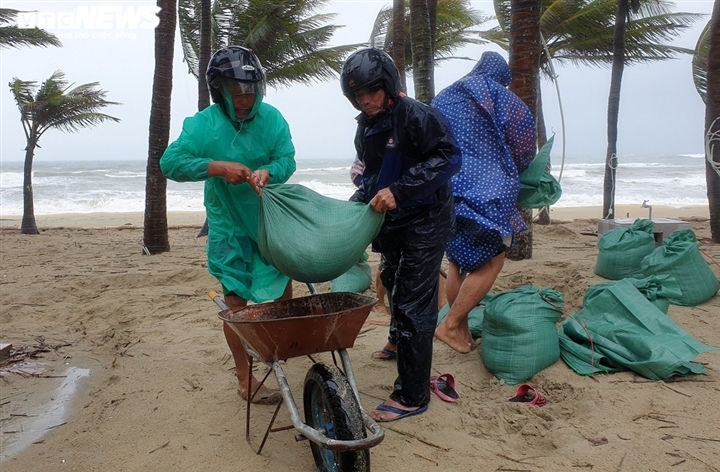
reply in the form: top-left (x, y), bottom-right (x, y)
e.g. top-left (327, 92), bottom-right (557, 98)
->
top-left (0, 8), bottom-right (61, 49)
top-left (369, 0), bottom-right (489, 75)
top-left (143, 0), bottom-right (176, 255)
top-left (8, 72), bottom-right (120, 234)
top-left (178, 0), bottom-right (361, 88)
top-left (704, 1), bottom-right (720, 242)
top-left (506, 0), bottom-right (541, 260)
top-left (485, 0), bottom-right (701, 147)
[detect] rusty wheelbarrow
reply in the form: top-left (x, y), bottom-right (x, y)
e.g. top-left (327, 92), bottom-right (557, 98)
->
top-left (210, 290), bottom-right (384, 472)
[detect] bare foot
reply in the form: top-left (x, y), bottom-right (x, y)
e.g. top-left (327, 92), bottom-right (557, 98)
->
top-left (434, 321), bottom-right (472, 354)
top-left (368, 398), bottom-right (426, 422)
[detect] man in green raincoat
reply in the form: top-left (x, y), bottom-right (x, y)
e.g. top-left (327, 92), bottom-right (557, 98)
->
top-left (161, 46), bottom-right (296, 404)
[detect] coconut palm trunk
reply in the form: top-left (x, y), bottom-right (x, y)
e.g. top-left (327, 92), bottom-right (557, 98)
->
top-left (506, 0), bottom-right (541, 260)
top-left (706, 0), bottom-right (720, 242)
top-left (143, 0), bottom-right (176, 254)
top-left (602, 0), bottom-right (630, 220)
top-left (21, 138), bottom-right (39, 234)
top-left (392, 0), bottom-right (407, 92)
top-left (410, 0), bottom-right (434, 104)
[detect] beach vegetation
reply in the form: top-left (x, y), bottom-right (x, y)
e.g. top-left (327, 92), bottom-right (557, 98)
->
top-left (0, 8), bottom-right (61, 49)
top-left (143, 0), bottom-right (176, 254)
top-left (8, 71), bottom-right (120, 235)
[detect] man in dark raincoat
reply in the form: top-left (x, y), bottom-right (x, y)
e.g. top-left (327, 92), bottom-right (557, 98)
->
top-left (340, 48), bottom-right (461, 422)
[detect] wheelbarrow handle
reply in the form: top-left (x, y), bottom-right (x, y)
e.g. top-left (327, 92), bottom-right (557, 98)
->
top-left (208, 290), bottom-right (231, 311)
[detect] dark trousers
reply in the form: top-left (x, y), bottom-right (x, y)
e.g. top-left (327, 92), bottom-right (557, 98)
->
top-left (381, 243), bottom-right (444, 408)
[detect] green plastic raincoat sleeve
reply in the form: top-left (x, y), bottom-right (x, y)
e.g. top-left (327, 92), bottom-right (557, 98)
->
top-left (254, 112), bottom-right (295, 184)
top-left (159, 113), bottom-right (212, 182)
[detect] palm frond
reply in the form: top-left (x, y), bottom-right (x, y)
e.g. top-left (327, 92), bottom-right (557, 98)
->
top-left (0, 8), bottom-right (61, 49)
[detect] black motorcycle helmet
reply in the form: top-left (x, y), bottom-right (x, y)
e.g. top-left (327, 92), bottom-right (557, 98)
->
top-left (340, 48), bottom-right (401, 110)
top-left (206, 46), bottom-right (267, 105)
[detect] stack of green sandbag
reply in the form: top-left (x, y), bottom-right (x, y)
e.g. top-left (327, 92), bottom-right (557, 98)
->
top-left (585, 276), bottom-right (681, 314)
top-left (559, 278), bottom-right (715, 379)
top-left (482, 286), bottom-right (564, 385)
top-left (258, 184), bottom-right (384, 283)
top-left (330, 251), bottom-right (373, 293)
top-left (641, 229), bottom-right (719, 306)
top-left (594, 219), bottom-right (655, 280)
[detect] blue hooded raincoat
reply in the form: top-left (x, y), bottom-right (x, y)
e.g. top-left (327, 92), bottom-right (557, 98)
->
top-left (432, 52), bottom-right (536, 272)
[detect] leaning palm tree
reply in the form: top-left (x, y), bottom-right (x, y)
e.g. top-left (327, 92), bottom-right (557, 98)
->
top-left (0, 8), bottom-right (60, 49)
top-left (8, 72), bottom-right (120, 234)
top-left (143, 0), bottom-right (176, 254)
top-left (178, 0), bottom-right (361, 88)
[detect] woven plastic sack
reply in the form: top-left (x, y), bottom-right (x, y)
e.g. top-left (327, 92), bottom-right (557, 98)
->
top-left (559, 279), bottom-right (715, 379)
top-left (330, 252), bottom-right (372, 293)
top-left (481, 286), bottom-right (564, 385)
top-left (517, 136), bottom-right (562, 208)
top-left (585, 276), bottom-right (681, 314)
top-left (594, 219), bottom-right (655, 280)
top-left (436, 301), bottom-right (486, 339)
top-left (258, 184), bottom-right (384, 283)
top-left (641, 229), bottom-right (719, 306)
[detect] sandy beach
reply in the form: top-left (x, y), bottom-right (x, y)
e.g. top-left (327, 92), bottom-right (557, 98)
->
top-left (1, 207), bottom-right (719, 471)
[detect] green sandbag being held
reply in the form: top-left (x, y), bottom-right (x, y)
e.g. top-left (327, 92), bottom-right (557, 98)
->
top-left (517, 136), bottom-right (562, 208)
top-left (641, 229), bottom-right (719, 306)
top-left (331, 252), bottom-right (373, 293)
top-left (482, 286), bottom-right (564, 385)
top-left (258, 184), bottom-right (384, 283)
top-left (595, 219), bottom-right (655, 280)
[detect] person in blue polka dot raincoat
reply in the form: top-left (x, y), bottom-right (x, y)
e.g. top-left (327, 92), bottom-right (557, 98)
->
top-left (432, 51), bottom-right (536, 354)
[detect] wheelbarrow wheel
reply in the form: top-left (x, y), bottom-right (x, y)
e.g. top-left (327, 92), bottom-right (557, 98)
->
top-left (303, 363), bottom-right (370, 472)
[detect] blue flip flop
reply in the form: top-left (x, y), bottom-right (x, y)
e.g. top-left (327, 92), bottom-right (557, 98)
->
top-left (371, 348), bottom-right (397, 361)
top-left (373, 403), bottom-right (428, 422)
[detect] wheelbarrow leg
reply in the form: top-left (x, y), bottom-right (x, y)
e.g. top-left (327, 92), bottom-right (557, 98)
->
top-left (245, 356), bottom-right (286, 455)
top-left (306, 283), bottom-right (319, 295)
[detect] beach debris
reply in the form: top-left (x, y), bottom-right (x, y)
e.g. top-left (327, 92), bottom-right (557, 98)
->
top-left (0, 338), bottom-right (71, 377)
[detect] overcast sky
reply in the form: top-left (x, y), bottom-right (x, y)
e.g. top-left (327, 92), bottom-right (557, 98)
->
top-left (0, 0), bottom-right (714, 164)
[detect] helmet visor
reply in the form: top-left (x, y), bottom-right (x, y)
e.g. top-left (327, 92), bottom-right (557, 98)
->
top-left (213, 77), bottom-right (264, 97)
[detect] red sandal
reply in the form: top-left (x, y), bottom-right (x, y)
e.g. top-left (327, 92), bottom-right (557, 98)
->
top-left (507, 384), bottom-right (546, 406)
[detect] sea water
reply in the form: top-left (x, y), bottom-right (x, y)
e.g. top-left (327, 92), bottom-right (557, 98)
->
top-left (0, 154), bottom-right (709, 216)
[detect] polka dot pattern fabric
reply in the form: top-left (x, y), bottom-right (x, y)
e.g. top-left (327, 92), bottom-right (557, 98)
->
top-left (432, 52), bottom-right (536, 273)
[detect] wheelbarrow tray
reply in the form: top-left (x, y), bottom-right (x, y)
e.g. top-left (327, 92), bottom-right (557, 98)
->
top-left (218, 292), bottom-right (377, 363)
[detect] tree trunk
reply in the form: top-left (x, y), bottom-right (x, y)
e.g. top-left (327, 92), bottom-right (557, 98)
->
top-left (410, 0), bottom-right (433, 104)
top-left (21, 138), bottom-right (39, 235)
top-left (392, 0), bottom-right (407, 93)
top-left (603, 0), bottom-right (629, 220)
top-left (506, 0), bottom-right (541, 260)
top-left (196, 0), bottom-right (212, 238)
top-left (706, 0), bottom-right (720, 242)
top-left (197, 0), bottom-right (212, 111)
top-left (427, 0), bottom-right (437, 97)
top-left (143, 0), bottom-right (176, 254)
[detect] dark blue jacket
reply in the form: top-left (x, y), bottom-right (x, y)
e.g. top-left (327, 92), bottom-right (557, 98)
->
top-left (351, 96), bottom-right (461, 252)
